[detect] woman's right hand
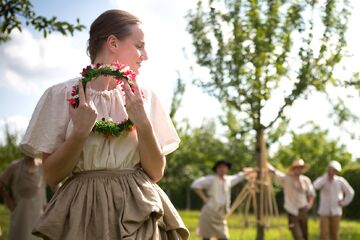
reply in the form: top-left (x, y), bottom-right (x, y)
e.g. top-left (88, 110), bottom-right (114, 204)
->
top-left (69, 82), bottom-right (97, 139)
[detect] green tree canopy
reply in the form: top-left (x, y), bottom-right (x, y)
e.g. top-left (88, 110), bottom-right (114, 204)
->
top-left (161, 120), bottom-right (253, 208)
top-left (342, 163), bottom-right (360, 219)
top-left (187, 0), bottom-right (354, 134)
top-left (0, 126), bottom-right (22, 172)
top-left (0, 0), bottom-right (85, 43)
top-left (270, 123), bottom-right (352, 180)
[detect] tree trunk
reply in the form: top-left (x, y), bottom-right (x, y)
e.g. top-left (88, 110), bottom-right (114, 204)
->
top-left (255, 127), bottom-right (267, 240)
top-left (186, 187), bottom-right (191, 209)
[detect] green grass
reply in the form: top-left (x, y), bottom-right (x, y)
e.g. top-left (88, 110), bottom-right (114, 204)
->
top-left (0, 205), bottom-right (359, 239)
top-left (0, 205), bottom-right (9, 240)
top-left (179, 210), bottom-right (360, 240)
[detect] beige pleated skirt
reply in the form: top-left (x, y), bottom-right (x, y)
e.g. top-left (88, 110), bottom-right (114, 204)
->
top-left (198, 204), bottom-right (228, 239)
top-left (32, 168), bottom-right (189, 240)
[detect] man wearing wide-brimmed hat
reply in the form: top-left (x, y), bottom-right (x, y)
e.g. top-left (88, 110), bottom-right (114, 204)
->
top-left (191, 160), bottom-right (255, 240)
top-left (313, 160), bottom-right (354, 240)
top-left (268, 159), bottom-right (315, 240)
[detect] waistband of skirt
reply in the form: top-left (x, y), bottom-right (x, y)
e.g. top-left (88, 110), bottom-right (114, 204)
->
top-left (70, 167), bottom-right (143, 178)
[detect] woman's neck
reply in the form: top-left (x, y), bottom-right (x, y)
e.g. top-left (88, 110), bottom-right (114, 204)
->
top-left (90, 75), bottom-right (118, 92)
top-left (91, 57), bottom-right (118, 91)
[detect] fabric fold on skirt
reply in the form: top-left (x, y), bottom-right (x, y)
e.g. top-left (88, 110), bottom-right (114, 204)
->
top-left (33, 168), bottom-right (189, 240)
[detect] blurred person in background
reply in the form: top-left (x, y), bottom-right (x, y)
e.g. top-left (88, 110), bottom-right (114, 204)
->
top-left (191, 159), bottom-right (255, 240)
top-left (313, 160), bottom-right (354, 240)
top-left (268, 159), bottom-right (316, 240)
top-left (0, 154), bottom-right (46, 240)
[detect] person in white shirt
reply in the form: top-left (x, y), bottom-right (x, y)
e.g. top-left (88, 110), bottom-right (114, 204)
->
top-left (191, 160), bottom-right (254, 240)
top-left (268, 159), bottom-right (316, 240)
top-left (313, 160), bottom-right (354, 240)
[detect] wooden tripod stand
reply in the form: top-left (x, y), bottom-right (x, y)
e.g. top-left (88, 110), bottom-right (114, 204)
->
top-left (226, 128), bottom-right (280, 228)
top-left (226, 168), bottom-right (279, 227)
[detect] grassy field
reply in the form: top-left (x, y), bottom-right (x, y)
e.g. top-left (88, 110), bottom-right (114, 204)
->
top-left (179, 210), bottom-right (360, 240)
top-left (0, 205), bottom-right (9, 240)
top-left (0, 204), bottom-right (359, 239)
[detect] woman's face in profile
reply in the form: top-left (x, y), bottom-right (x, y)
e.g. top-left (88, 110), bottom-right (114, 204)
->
top-left (114, 24), bottom-right (148, 74)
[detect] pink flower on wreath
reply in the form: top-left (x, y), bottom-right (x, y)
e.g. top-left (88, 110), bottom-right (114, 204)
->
top-left (124, 70), bottom-right (137, 80)
top-left (81, 65), bottom-right (92, 76)
top-left (71, 86), bottom-right (77, 96)
top-left (111, 61), bottom-right (127, 70)
top-left (110, 61), bottom-right (137, 81)
top-left (67, 98), bottom-right (77, 107)
top-left (115, 78), bottom-right (123, 85)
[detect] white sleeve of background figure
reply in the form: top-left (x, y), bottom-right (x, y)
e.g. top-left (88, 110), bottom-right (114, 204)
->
top-left (268, 164), bottom-right (285, 185)
top-left (306, 177), bottom-right (316, 197)
top-left (313, 175), bottom-right (327, 190)
top-left (229, 172), bottom-right (246, 187)
top-left (191, 175), bottom-right (214, 190)
top-left (340, 178), bottom-right (355, 206)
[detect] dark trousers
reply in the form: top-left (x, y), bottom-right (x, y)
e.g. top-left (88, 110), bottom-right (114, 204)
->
top-left (287, 207), bottom-right (309, 240)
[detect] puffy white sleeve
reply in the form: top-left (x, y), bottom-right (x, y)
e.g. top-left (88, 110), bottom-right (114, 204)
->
top-left (191, 175), bottom-right (214, 190)
top-left (229, 172), bottom-right (246, 187)
top-left (313, 175), bottom-right (328, 190)
top-left (20, 82), bottom-right (71, 158)
top-left (268, 164), bottom-right (286, 185)
top-left (340, 177), bottom-right (354, 206)
top-left (146, 90), bottom-right (180, 155)
top-left (305, 176), bottom-right (316, 197)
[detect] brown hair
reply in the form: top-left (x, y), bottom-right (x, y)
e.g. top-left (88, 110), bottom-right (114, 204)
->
top-left (87, 10), bottom-right (141, 64)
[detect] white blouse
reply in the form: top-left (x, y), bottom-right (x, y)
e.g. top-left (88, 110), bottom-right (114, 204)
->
top-left (313, 174), bottom-right (354, 216)
top-left (20, 78), bottom-right (180, 172)
top-left (191, 173), bottom-right (245, 212)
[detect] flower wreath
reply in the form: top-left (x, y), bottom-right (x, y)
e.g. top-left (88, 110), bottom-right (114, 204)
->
top-left (67, 62), bottom-right (137, 137)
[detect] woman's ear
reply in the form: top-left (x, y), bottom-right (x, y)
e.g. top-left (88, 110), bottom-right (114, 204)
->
top-left (106, 35), bottom-right (118, 52)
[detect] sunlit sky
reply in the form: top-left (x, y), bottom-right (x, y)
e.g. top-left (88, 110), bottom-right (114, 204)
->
top-left (0, 0), bottom-right (359, 158)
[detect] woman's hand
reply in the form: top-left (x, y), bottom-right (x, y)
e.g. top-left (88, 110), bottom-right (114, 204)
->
top-left (42, 82), bottom-right (98, 187)
top-left (69, 82), bottom-right (97, 139)
top-left (243, 167), bottom-right (258, 175)
top-left (123, 79), bottom-right (165, 182)
top-left (123, 80), bottom-right (149, 128)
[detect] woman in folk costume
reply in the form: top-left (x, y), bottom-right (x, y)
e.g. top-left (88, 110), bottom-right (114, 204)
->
top-left (20, 9), bottom-right (189, 240)
top-left (191, 160), bottom-right (254, 240)
top-left (0, 155), bottom-right (46, 240)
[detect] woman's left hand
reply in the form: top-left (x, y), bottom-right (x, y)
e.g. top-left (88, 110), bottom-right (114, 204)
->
top-left (123, 80), bottom-right (149, 128)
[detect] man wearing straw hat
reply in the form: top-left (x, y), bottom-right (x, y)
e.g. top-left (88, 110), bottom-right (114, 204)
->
top-left (268, 159), bottom-right (316, 240)
top-left (191, 160), bottom-right (255, 240)
top-left (313, 160), bottom-right (354, 240)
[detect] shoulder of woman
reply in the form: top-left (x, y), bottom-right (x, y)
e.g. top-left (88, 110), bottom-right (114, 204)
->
top-left (46, 78), bottom-right (80, 95)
